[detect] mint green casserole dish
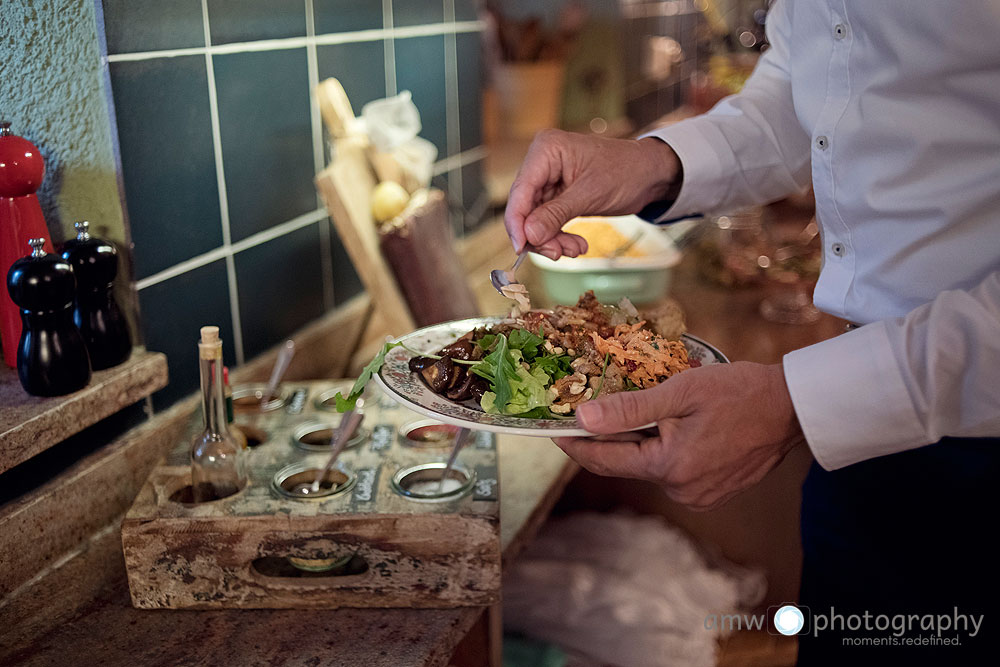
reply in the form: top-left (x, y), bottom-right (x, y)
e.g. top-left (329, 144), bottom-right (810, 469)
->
top-left (529, 215), bottom-right (683, 305)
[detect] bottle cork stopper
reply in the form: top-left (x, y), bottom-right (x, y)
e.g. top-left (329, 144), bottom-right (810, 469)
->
top-left (199, 326), bottom-right (222, 359)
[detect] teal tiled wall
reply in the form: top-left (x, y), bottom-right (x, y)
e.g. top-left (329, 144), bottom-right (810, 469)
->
top-left (100, 0), bottom-right (487, 406)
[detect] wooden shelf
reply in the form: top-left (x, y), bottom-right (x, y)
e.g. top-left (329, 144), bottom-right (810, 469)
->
top-left (0, 349), bottom-right (168, 476)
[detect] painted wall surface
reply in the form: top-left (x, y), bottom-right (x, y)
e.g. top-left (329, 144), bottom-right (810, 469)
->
top-left (0, 0), bottom-right (126, 248)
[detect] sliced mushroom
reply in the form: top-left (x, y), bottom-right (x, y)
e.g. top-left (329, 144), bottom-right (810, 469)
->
top-left (446, 364), bottom-right (467, 392)
top-left (409, 356), bottom-right (438, 372)
top-left (440, 338), bottom-right (476, 361)
top-left (470, 376), bottom-right (489, 401)
top-left (446, 371), bottom-right (478, 401)
top-left (421, 358), bottom-right (456, 393)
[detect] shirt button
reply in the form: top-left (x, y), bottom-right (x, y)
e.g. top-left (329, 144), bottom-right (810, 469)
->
top-left (816, 135), bottom-right (829, 150)
top-left (834, 23), bottom-right (848, 39)
top-left (831, 242), bottom-right (845, 257)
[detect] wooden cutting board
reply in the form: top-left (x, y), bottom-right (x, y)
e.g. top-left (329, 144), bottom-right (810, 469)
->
top-left (315, 76), bottom-right (480, 331)
top-left (315, 137), bottom-right (416, 335)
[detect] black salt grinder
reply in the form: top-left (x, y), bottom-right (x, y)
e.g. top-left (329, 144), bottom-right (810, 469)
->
top-left (6, 238), bottom-right (91, 396)
top-left (61, 221), bottom-right (132, 369)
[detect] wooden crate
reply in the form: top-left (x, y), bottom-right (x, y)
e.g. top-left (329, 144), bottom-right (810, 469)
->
top-left (122, 381), bottom-right (500, 610)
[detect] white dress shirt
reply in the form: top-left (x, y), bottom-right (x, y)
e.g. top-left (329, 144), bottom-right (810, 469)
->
top-left (644, 0), bottom-right (1000, 469)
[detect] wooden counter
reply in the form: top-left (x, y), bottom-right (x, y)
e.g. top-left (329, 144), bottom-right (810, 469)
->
top-left (0, 429), bottom-right (577, 667)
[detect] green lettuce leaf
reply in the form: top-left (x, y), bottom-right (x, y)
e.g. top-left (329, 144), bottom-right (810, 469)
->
top-left (480, 349), bottom-right (553, 415)
top-left (532, 353), bottom-right (573, 381)
top-left (333, 340), bottom-right (402, 412)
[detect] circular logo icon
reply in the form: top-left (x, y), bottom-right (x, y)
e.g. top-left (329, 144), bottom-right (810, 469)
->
top-left (774, 605), bottom-right (805, 636)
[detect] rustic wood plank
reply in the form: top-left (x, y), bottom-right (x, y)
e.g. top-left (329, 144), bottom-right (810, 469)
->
top-left (2, 551), bottom-right (480, 667)
top-left (0, 398), bottom-right (192, 648)
top-left (121, 381), bottom-right (501, 610)
top-left (0, 399), bottom-right (188, 600)
top-left (0, 349), bottom-right (168, 475)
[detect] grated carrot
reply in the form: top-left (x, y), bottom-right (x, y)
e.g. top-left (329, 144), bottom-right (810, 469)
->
top-left (590, 322), bottom-right (689, 388)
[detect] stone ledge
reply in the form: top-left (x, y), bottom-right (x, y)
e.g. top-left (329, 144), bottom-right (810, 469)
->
top-left (0, 349), bottom-right (167, 475)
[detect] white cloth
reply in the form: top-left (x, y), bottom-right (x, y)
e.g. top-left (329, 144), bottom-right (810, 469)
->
top-left (503, 513), bottom-right (766, 667)
top-left (644, 0), bottom-right (1000, 469)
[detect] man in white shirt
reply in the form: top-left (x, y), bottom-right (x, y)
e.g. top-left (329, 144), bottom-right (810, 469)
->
top-left (504, 0), bottom-right (999, 663)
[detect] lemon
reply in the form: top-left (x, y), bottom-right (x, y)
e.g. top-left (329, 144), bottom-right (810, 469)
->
top-left (371, 181), bottom-right (410, 223)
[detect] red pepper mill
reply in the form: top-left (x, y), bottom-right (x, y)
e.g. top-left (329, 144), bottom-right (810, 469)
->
top-left (60, 220), bottom-right (132, 369)
top-left (0, 121), bottom-right (54, 368)
top-left (6, 238), bottom-right (91, 396)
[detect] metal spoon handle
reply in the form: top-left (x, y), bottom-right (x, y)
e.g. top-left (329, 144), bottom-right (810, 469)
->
top-left (438, 427), bottom-right (471, 492)
top-left (311, 408), bottom-right (364, 492)
top-left (261, 340), bottom-right (296, 409)
top-left (510, 251), bottom-right (527, 272)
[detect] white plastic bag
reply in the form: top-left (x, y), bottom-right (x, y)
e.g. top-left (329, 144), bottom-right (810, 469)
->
top-left (361, 90), bottom-right (422, 152)
top-left (361, 91), bottom-right (437, 189)
top-left (504, 513), bottom-right (766, 667)
top-left (391, 137), bottom-right (437, 190)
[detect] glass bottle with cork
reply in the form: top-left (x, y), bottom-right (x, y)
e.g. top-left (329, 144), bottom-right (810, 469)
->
top-left (191, 326), bottom-right (247, 501)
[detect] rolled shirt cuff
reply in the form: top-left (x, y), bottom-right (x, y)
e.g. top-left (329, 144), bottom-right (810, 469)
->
top-left (782, 321), bottom-right (929, 470)
top-left (639, 119), bottom-right (735, 223)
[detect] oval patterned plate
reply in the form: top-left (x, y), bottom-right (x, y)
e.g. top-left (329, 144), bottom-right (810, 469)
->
top-left (374, 317), bottom-right (729, 437)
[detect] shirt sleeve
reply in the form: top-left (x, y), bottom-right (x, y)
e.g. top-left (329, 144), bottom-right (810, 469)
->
top-left (784, 271), bottom-right (1000, 470)
top-left (639, 0), bottom-right (812, 222)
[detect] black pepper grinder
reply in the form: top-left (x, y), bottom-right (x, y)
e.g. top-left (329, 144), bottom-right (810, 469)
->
top-left (6, 238), bottom-right (91, 396)
top-left (60, 220), bottom-right (132, 369)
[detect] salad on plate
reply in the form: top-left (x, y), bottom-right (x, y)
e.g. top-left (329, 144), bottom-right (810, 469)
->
top-left (338, 291), bottom-right (695, 420)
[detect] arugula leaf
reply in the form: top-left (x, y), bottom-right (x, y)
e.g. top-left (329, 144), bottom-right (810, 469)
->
top-left (470, 333), bottom-right (519, 411)
top-left (507, 328), bottom-right (544, 361)
top-left (475, 333), bottom-right (497, 351)
top-left (532, 353), bottom-right (573, 381)
top-left (333, 340), bottom-right (403, 412)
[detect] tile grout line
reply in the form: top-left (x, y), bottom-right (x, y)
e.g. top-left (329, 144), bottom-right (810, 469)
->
top-left (134, 246), bottom-right (231, 292)
top-left (443, 0), bottom-right (463, 232)
top-left (104, 22), bottom-right (487, 63)
top-left (305, 0), bottom-right (336, 311)
top-left (431, 145), bottom-right (489, 176)
top-left (201, 0), bottom-right (245, 365)
top-left (135, 208), bottom-right (330, 292)
top-left (229, 208), bottom-right (329, 254)
top-left (383, 0), bottom-right (397, 96)
top-left (134, 139), bottom-right (486, 294)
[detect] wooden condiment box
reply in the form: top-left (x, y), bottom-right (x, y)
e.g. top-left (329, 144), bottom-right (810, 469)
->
top-left (122, 381), bottom-right (500, 609)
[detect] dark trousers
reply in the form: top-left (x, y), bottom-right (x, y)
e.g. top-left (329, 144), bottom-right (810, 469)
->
top-left (797, 437), bottom-right (1000, 666)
